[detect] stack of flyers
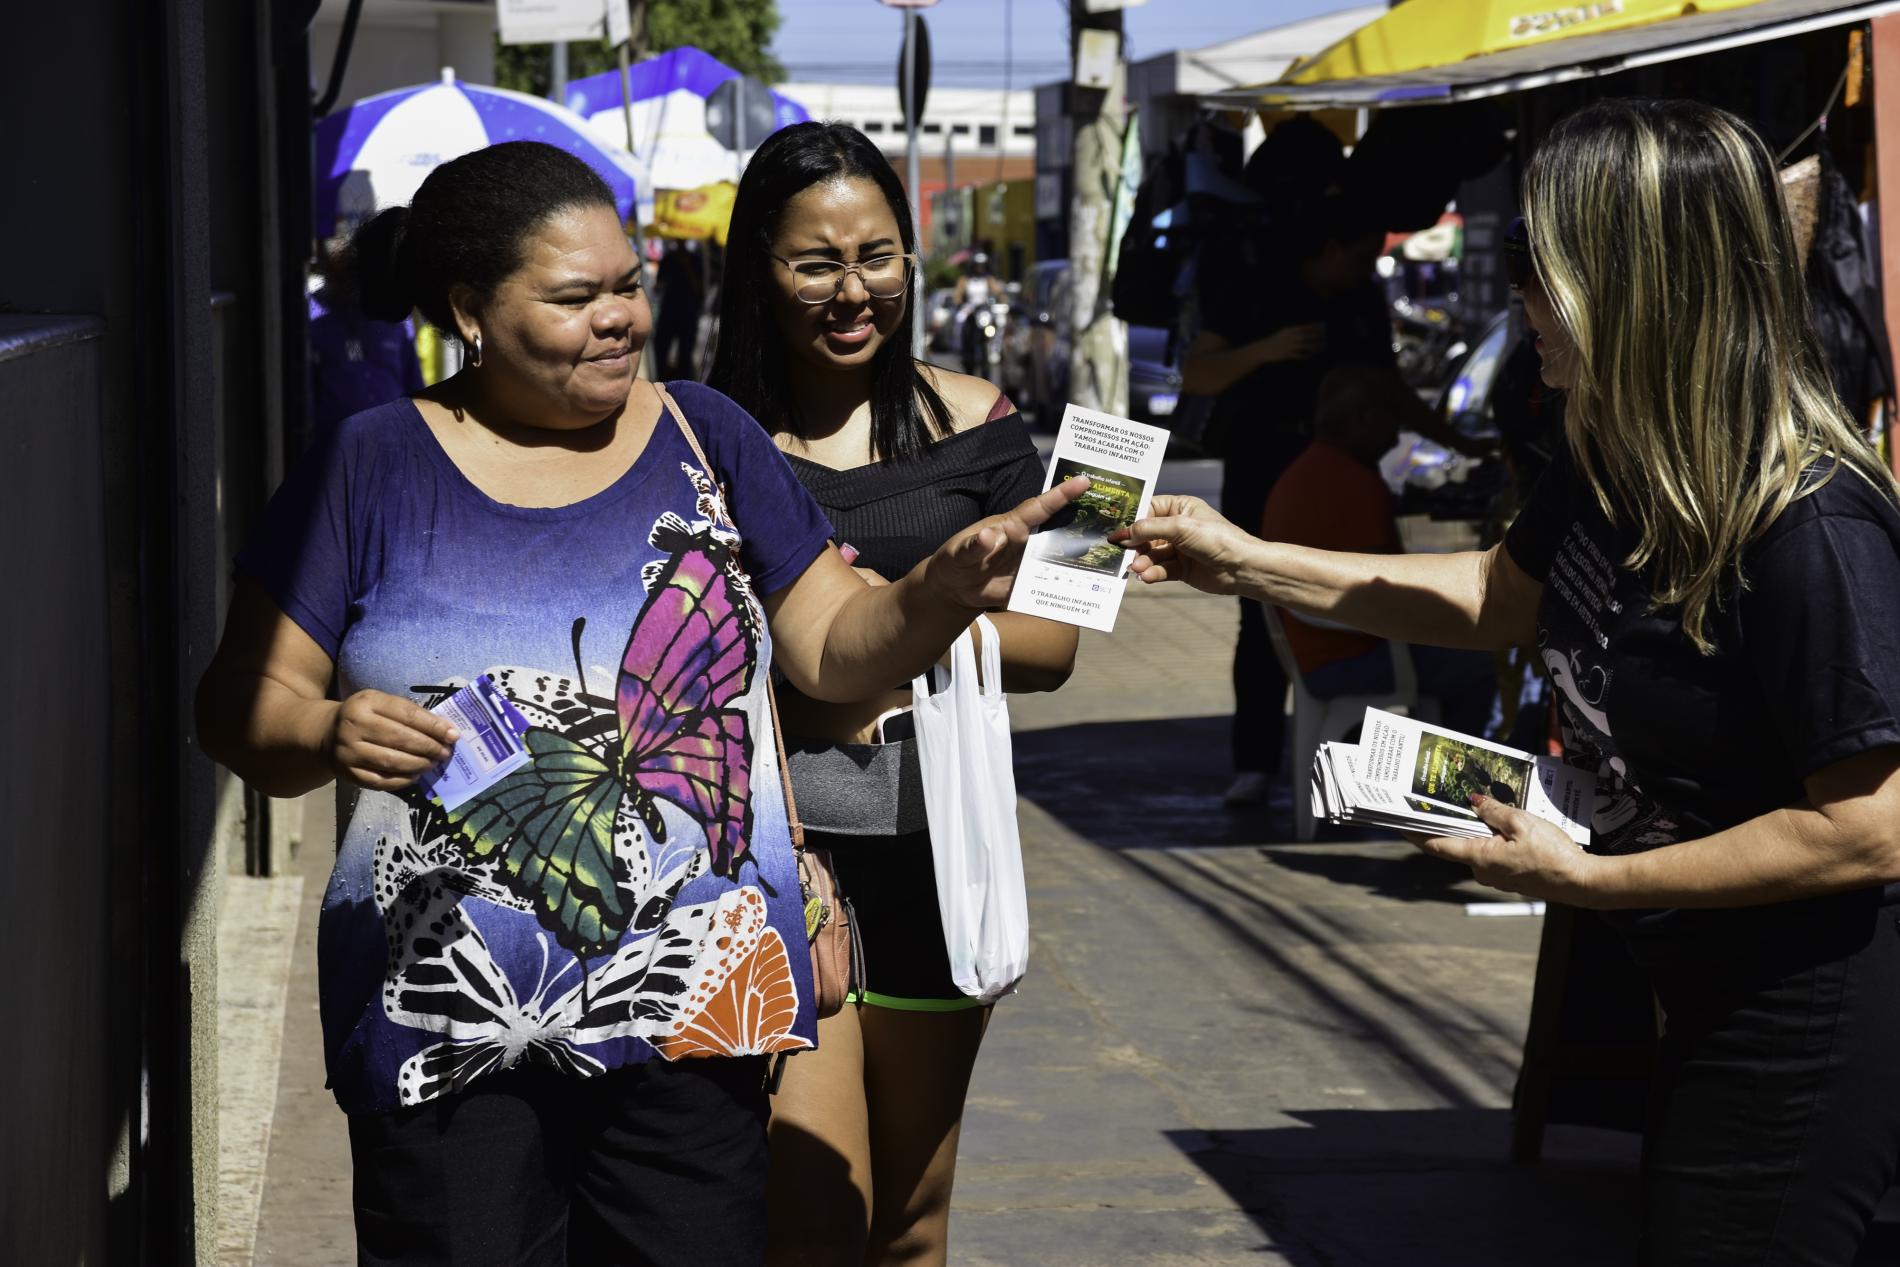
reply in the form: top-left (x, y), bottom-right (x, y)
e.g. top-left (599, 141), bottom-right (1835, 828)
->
top-left (1005, 402), bottom-right (1170, 633)
top-left (1310, 707), bottom-right (1594, 845)
top-left (416, 673), bottom-right (534, 813)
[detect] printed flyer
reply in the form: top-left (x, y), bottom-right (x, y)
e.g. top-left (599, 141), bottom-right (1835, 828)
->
top-left (416, 673), bottom-right (534, 813)
top-left (1006, 403), bottom-right (1170, 633)
top-left (1310, 707), bottom-right (1594, 845)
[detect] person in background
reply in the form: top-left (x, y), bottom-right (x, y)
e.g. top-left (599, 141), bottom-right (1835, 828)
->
top-left (1261, 365), bottom-right (1496, 738)
top-left (1126, 99), bottom-right (1900, 1264)
top-left (952, 250), bottom-right (1001, 377)
top-left (652, 240), bottom-right (704, 379)
top-left (195, 139), bottom-right (1082, 1267)
top-left (1182, 135), bottom-right (1392, 806)
top-left (308, 233), bottom-right (426, 429)
top-left (707, 121), bottom-right (1078, 1267)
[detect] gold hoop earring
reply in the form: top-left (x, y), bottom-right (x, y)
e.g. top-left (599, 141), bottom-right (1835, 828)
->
top-left (469, 332), bottom-right (483, 368)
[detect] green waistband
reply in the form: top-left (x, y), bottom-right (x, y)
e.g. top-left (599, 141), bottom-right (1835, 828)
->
top-left (849, 988), bottom-right (988, 1013)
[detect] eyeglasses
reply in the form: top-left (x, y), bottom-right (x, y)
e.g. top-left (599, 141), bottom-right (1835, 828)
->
top-left (772, 253), bottom-right (917, 304)
top-left (1503, 216), bottom-right (1534, 290)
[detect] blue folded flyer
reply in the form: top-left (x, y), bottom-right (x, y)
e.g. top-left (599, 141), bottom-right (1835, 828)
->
top-left (416, 673), bottom-right (532, 812)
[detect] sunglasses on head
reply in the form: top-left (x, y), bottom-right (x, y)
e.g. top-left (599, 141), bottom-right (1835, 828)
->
top-left (1503, 216), bottom-right (1533, 290)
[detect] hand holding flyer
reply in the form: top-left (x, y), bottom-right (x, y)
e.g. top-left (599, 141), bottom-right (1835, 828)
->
top-left (416, 673), bottom-right (534, 813)
top-left (1311, 707), bottom-right (1594, 845)
top-left (1005, 403), bottom-right (1170, 632)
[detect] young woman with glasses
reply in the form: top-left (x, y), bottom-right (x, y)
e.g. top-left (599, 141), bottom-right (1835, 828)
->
top-left (1123, 98), bottom-right (1900, 1263)
top-left (707, 122), bottom-right (1078, 1266)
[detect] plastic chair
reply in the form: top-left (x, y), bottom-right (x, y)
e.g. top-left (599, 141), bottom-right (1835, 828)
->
top-left (1261, 603), bottom-right (1440, 841)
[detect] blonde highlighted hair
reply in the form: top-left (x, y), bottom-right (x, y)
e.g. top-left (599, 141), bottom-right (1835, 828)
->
top-left (1523, 98), bottom-right (1896, 651)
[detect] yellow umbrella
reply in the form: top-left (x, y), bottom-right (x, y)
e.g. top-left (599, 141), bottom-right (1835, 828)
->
top-left (1283, 0), bottom-right (1770, 86)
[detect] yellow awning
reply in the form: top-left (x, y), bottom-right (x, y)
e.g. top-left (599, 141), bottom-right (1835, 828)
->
top-left (650, 183), bottom-right (737, 246)
top-left (1200, 0), bottom-right (1900, 111)
top-left (1284, 0), bottom-right (1767, 86)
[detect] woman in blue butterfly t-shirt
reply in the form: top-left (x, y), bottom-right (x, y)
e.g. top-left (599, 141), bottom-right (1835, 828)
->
top-left (196, 143), bottom-right (1083, 1266)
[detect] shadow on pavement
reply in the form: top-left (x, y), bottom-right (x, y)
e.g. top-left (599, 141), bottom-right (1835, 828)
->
top-left (1013, 714), bottom-right (1282, 847)
top-left (1258, 847), bottom-right (1477, 907)
top-left (1170, 1110), bottom-right (1900, 1266)
top-left (1015, 713), bottom-right (1453, 854)
top-left (1110, 848), bottom-right (1525, 1106)
top-left (1169, 1110), bottom-right (1642, 1266)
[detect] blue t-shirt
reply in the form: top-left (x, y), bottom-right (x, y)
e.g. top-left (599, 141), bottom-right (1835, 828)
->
top-left (307, 287), bottom-right (426, 431)
top-left (239, 381), bottom-right (832, 1113)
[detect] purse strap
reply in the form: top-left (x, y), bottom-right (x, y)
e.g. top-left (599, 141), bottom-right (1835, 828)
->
top-left (651, 382), bottom-right (807, 849)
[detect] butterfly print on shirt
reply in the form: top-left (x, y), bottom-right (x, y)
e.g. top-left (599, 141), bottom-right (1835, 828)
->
top-left (421, 513), bottom-right (761, 958)
top-left (381, 870), bottom-right (783, 1105)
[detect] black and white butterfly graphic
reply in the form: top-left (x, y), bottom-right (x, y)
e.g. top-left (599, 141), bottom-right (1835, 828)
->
top-left (379, 867), bottom-right (765, 1106)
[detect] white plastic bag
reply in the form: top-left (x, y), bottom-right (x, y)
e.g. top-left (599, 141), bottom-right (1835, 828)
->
top-left (911, 614), bottom-right (1029, 1002)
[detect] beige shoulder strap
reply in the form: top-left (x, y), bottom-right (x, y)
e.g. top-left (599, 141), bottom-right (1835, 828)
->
top-left (650, 381), bottom-right (806, 848)
top-left (652, 381), bottom-right (712, 471)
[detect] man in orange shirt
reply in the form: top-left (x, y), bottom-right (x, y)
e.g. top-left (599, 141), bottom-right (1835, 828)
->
top-left (1260, 366), bottom-right (1496, 737)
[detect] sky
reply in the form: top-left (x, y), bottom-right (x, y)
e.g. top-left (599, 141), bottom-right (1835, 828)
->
top-left (769, 0), bottom-right (1366, 89)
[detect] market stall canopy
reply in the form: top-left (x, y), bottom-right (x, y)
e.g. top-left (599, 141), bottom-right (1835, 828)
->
top-left (563, 48), bottom-right (809, 222)
top-left (1201, 0), bottom-right (1900, 111)
top-left (314, 71), bottom-right (642, 237)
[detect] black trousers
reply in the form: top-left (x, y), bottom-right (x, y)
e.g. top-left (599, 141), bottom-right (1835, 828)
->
top-left (1640, 903), bottom-right (1900, 1264)
top-left (1221, 441), bottom-right (1301, 777)
top-left (348, 1056), bottom-right (769, 1267)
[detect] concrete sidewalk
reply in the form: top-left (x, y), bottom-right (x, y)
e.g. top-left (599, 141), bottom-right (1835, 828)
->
top-left (953, 579), bottom-right (1642, 1266)
top-left (251, 577), bottom-right (1649, 1265)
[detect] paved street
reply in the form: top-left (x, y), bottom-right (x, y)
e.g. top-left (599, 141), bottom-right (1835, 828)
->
top-left (949, 574), bottom-right (1651, 1266)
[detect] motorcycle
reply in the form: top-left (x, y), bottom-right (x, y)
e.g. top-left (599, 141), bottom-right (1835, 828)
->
top-left (961, 299), bottom-right (1013, 381)
top-left (1391, 296), bottom-right (1466, 389)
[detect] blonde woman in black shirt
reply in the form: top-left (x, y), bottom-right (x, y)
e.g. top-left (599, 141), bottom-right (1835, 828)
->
top-left (1124, 99), bottom-right (1900, 1264)
top-left (708, 122), bottom-right (1078, 1267)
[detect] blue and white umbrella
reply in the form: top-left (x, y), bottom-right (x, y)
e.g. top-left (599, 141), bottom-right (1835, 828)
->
top-left (314, 71), bottom-right (643, 238)
top-left (562, 48), bottom-right (809, 222)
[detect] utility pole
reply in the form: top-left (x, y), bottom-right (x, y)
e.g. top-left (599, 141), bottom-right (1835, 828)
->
top-left (1066, 0), bottom-right (1129, 414)
top-left (615, 0), bottom-right (648, 161)
top-left (627, 0), bottom-right (649, 61)
top-left (944, 125), bottom-right (956, 257)
top-left (905, 9), bottom-right (924, 356)
top-left (552, 39), bottom-right (569, 104)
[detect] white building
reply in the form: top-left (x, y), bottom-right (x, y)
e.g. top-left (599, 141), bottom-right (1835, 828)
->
top-left (776, 82), bottom-right (1036, 164)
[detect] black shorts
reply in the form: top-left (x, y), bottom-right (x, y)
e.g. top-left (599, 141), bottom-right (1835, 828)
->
top-left (809, 827), bottom-right (985, 1012)
top-left (348, 1057), bottom-right (769, 1266)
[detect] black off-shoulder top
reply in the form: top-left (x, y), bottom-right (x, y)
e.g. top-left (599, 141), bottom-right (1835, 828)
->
top-left (783, 413), bottom-right (1045, 581)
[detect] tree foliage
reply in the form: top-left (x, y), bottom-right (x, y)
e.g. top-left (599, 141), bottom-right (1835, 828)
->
top-left (495, 0), bottom-right (785, 99)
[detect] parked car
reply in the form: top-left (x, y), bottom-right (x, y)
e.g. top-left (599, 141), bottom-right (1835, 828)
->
top-left (1006, 260), bottom-right (1072, 425)
top-left (924, 287), bottom-right (959, 352)
top-left (1127, 324), bottom-right (1183, 430)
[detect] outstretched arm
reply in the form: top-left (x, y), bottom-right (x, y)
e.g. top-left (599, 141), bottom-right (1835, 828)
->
top-left (764, 477), bottom-right (1089, 702)
top-left (1120, 495), bottom-right (1542, 652)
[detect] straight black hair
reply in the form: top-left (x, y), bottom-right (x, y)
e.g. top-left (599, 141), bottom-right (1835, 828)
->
top-left (706, 122), bottom-right (952, 461)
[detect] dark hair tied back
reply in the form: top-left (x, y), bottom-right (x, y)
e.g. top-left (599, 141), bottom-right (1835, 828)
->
top-left (339, 141), bottom-right (617, 341)
top-left (351, 206), bottom-right (413, 322)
